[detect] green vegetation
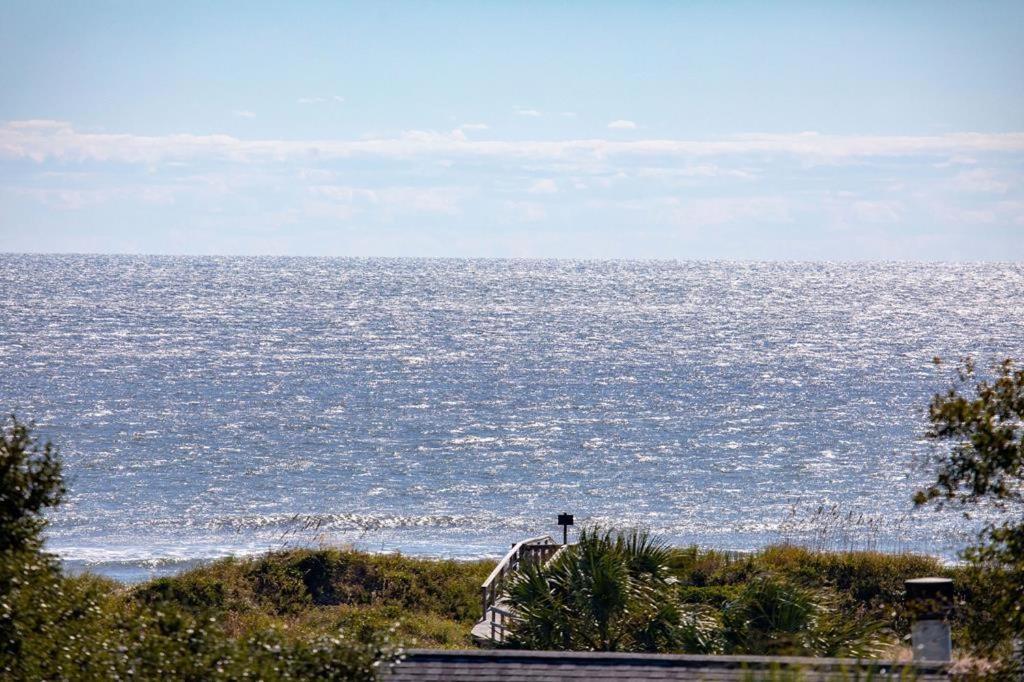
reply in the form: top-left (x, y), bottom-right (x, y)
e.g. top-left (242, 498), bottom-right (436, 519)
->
top-left (5, 541), bottom-right (971, 679)
top-left (683, 542), bottom-right (1024, 664)
top-left (0, 414), bottom-right (64, 554)
top-left (915, 357), bottom-right (1024, 671)
top-left (131, 547), bottom-right (493, 649)
top-left (70, 540), bottom-right (995, 662)
top-left (121, 535), bottom-right (999, 663)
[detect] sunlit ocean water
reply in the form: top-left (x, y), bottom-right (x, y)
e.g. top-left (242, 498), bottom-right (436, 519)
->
top-left (1, 256), bottom-right (1021, 581)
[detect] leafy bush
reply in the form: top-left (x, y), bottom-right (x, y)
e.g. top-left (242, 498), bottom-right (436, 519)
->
top-left (5, 581), bottom-right (395, 681)
top-left (135, 574), bottom-right (228, 613)
top-left (0, 415), bottom-right (64, 553)
top-left (915, 357), bottom-right (1024, 671)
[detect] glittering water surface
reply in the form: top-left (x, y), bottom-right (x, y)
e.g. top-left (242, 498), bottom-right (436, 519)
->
top-left (1, 256), bottom-right (1021, 580)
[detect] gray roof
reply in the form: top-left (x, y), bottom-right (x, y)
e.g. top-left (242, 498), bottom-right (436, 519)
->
top-left (382, 649), bottom-right (950, 681)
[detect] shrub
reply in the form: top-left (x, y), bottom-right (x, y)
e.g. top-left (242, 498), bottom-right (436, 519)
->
top-left (0, 415), bottom-right (64, 553)
top-left (915, 357), bottom-right (1024, 670)
top-left (2, 554), bottom-right (398, 680)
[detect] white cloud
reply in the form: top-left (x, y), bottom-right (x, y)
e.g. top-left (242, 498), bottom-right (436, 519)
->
top-left (233, 110), bottom-right (257, 119)
top-left (630, 165), bottom-right (756, 181)
top-left (5, 119), bottom-right (67, 130)
top-left (504, 200), bottom-right (547, 222)
top-left (671, 196), bottom-right (792, 226)
top-left (309, 185), bottom-right (377, 203)
top-left (933, 155), bottom-right (978, 168)
top-left (608, 120), bottom-right (637, 130)
top-left (298, 95), bottom-right (344, 105)
top-left (379, 186), bottom-right (463, 214)
top-left (6, 118), bottom-right (1023, 259)
top-left (950, 168), bottom-right (1012, 194)
top-left (527, 178), bottom-right (558, 194)
top-left (515, 108), bottom-right (542, 117)
top-left (3, 121), bottom-right (1024, 168)
top-left (310, 184), bottom-right (465, 215)
top-left (13, 185), bottom-right (178, 209)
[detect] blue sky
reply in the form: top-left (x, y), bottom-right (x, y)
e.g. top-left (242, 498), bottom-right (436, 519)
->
top-left (1, 1), bottom-right (1022, 259)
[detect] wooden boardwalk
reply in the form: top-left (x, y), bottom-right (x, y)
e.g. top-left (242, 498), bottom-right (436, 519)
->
top-left (473, 534), bottom-right (563, 644)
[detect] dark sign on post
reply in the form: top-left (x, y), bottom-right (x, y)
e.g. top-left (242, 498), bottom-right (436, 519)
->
top-left (558, 513), bottom-right (574, 545)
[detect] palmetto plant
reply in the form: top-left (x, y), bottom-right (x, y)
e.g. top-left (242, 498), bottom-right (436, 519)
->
top-left (504, 528), bottom-right (719, 652)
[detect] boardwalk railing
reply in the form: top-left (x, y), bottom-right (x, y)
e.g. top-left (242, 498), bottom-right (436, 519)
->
top-left (479, 535), bottom-right (560, 621)
top-left (483, 540), bottom-right (573, 643)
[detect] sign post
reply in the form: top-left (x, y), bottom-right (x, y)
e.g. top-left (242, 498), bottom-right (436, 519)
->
top-left (557, 513), bottom-right (574, 545)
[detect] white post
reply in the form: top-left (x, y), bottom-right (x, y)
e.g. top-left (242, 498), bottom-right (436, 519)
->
top-left (905, 577), bottom-right (953, 662)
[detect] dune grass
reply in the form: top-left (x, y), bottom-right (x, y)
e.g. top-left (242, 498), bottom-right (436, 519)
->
top-left (129, 548), bottom-right (495, 649)
top-left (114, 542), bottom-right (996, 657)
top-left (11, 542), bottom-right (1003, 680)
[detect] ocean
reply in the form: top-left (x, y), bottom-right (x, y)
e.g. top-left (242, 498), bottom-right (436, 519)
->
top-left (1, 255), bottom-right (1021, 581)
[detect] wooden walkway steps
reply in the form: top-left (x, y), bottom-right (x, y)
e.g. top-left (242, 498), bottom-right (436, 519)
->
top-left (383, 649), bottom-right (952, 681)
top-left (472, 535), bottom-right (563, 645)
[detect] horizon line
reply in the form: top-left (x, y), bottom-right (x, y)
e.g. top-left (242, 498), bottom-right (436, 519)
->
top-left (3, 251), bottom-right (1022, 265)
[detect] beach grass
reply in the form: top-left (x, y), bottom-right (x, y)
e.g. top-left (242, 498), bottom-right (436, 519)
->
top-left (115, 543), bottom-right (995, 655)
top-left (129, 548), bottom-right (495, 649)
top-left (5, 542), bottom-right (1006, 679)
